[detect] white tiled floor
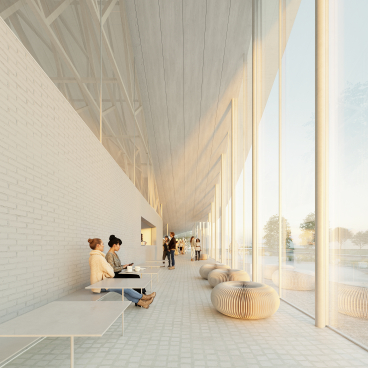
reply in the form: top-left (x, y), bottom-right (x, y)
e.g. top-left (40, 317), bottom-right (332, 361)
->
top-left (5, 255), bottom-right (368, 367)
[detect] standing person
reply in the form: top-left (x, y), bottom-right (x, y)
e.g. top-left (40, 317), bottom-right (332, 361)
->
top-left (190, 236), bottom-right (196, 261)
top-left (168, 232), bottom-right (176, 270)
top-left (162, 235), bottom-right (171, 267)
top-left (195, 238), bottom-right (201, 261)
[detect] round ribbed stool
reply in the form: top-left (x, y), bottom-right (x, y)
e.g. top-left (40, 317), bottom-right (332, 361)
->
top-left (200, 254), bottom-right (208, 260)
top-left (208, 269), bottom-right (251, 288)
top-left (211, 281), bottom-right (280, 319)
top-left (199, 263), bottom-right (231, 279)
top-left (199, 264), bottom-right (216, 279)
top-left (338, 283), bottom-right (368, 319)
top-left (228, 270), bottom-right (251, 282)
top-left (263, 264), bottom-right (294, 280)
top-left (272, 270), bottom-right (315, 290)
top-left (215, 264), bottom-right (231, 270)
top-left (208, 269), bottom-right (229, 287)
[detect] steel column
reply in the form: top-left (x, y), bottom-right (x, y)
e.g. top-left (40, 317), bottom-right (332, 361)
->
top-left (315, 0), bottom-right (329, 329)
top-left (221, 154), bottom-right (226, 264)
top-left (231, 98), bottom-right (237, 269)
top-left (252, 0), bottom-right (259, 282)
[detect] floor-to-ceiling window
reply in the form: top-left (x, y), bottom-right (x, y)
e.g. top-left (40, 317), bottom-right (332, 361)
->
top-left (329, 0), bottom-right (368, 347)
top-left (258, 0), bottom-right (280, 289)
top-left (280, 0), bottom-right (315, 314)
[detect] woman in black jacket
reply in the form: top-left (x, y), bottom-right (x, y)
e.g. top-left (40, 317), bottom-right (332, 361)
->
top-left (168, 232), bottom-right (176, 270)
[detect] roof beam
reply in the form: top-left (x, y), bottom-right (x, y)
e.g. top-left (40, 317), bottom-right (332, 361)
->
top-left (80, 1), bottom-right (134, 161)
top-left (86, 1), bottom-right (151, 164)
top-left (76, 105), bottom-right (89, 114)
top-left (46, 0), bottom-right (73, 25)
top-left (26, 0), bottom-right (133, 165)
top-left (102, 105), bottom-right (116, 116)
top-left (0, 1), bottom-right (23, 20)
top-left (102, 0), bottom-right (118, 25)
top-left (135, 105), bottom-right (143, 115)
top-left (51, 77), bottom-right (118, 83)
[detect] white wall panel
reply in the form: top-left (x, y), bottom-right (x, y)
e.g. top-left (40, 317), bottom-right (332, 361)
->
top-left (0, 18), bottom-right (162, 323)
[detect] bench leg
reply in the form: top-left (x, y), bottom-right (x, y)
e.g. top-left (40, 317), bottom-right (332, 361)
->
top-left (70, 336), bottom-right (74, 368)
top-left (122, 311), bottom-right (124, 336)
top-left (122, 288), bottom-right (124, 336)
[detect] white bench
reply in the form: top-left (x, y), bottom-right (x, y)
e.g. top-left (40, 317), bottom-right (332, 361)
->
top-left (0, 288), bottom-right (110, 366)
top-left (0, 301), bottom-right (130, 368)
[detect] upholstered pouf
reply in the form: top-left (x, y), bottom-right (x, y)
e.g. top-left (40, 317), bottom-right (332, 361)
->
top-left (208, 269), bottom-right (251, 288)
top-left (200, 254), bottom-right (208, 260)
top-left (264, 264), bottom-right (294, 280)
top-left (272, 270), bottom-right (315, 290)
top-left (199, 263), bottom-right (231, 279)
top-left (211, 281), bottom-right (280, 319)
top-left (338, 283), bottom-right (368, 319)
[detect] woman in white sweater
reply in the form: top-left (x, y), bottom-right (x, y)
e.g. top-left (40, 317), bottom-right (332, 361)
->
top-left (88, 238), bottom-right (154, 309)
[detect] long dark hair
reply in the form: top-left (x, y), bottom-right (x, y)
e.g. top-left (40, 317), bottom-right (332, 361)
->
top-left (190, 236), bottom-right (194, 242)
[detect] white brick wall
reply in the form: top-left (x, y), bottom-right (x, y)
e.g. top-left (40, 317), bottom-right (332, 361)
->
top-left (0, 19), bottom-right (162, 323)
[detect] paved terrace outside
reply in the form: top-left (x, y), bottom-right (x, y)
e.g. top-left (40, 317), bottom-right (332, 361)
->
top-left (4, 255), bottom-right (368, 368)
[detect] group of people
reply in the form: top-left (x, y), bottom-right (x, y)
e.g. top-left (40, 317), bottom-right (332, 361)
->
top-left (162, 234), bottom-right (203, 266)
top-left (87, 232), bottom-right (203, 307)
top-left (88, 235), bottom-right (157, 309)
top-left (190, 236), bottom-right (202, 261)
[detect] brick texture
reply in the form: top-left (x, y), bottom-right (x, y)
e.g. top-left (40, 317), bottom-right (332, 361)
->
top-left (0, 18), bottom-right (162, 323)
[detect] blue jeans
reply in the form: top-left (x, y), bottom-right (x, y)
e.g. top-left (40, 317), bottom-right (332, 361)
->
top-left (170, 250), bottom-right (175, 267)
top-left (100, 288), bottom-right (142, 304)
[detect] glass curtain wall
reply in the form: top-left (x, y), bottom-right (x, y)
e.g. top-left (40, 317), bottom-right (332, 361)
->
top-left (231, 0), bottom-right (315, 310)
top-left (281, 0), bottom-right (315, 315)
top-left (329, 0), bottom-right (368, 346)
top-left (258, 0), bottom-right (280, 290)
top-left (235, 50), bottom-right (252, 275)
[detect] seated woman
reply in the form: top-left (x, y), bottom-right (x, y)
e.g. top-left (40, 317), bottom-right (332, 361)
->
top-left (105, 234), bottom-right (151, 299)
top-left (88, 238), bottom-right (155, 309)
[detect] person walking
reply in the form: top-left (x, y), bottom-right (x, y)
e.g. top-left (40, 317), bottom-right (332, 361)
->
top-left (163, 235), bottom-right (171, 267)
top-left (190, 236), bottom-right (196, 261)
top-left (195, 238), bottom-right (201, 261)
top-left (168, 232), bottom-right (176, 270)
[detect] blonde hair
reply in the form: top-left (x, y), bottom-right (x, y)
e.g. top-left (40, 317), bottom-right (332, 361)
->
top-left (88, 238), bottom-right (102, 250)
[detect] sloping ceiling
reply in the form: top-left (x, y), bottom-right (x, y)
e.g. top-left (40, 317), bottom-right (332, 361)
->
top-left (125, 0), bottom-right (300, 234)
top-left (0, 0), bottom-right (301, 235)
top-left (125, 0), bottom-right (251, 233)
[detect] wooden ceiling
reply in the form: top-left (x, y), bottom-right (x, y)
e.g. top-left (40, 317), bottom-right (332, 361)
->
top-left (125, 0), bottom-right (252, 233)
